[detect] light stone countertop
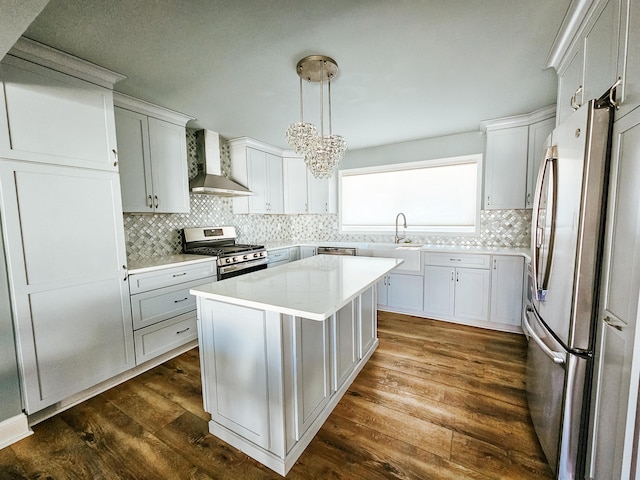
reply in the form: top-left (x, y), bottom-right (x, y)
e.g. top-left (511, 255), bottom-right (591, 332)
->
top-left (128, 254), bottom-right (216, 275)
top-left (190, 255), bottom-right (403, 321)
top-left (264, 240), bottom-right (531, 261)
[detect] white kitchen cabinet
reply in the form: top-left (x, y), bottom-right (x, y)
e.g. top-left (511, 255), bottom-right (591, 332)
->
top-left (283, 153), bottom-right (337, 214)
top-left (300, 246), bottom-right (317, 259)
top-left (525, 117), bottom-right (555, 208)
top-left (128, 261), bottom-right (215, 365)
top-left (0, 160), bottom-right (134, 413)
top-left (481, 106), bottom-right (555, 209)
top-left (196, 284), bottom-right (378, 473)
top-left (378, 273), bottom-right (424, 312)
top-left (0, 39), bottom-right (122, 171)
top-left (588, 107), bottom-right (640, 479)
top-left (332, 302), bottom-right (358, 392)
top-left (484, 125), bottom-right (529, 210)
top-left (289, 246), bottom-right (301, 263)
top-left (358, 285), bottom-right (377, 357)
top-left (230, 138), bottom-right (284, 214)
top-left (550, 0), bottom-right (627, 123)
top-left (267, 247), bottom-right (290, 268)
top-left (489, 255), bottom-right (524, 327)
top-left (423, 253), bottom-right (491, 323)
top-left (114, 94), bottom-right (193, 214)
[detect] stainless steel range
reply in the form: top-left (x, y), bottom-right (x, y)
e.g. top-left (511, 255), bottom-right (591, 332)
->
top-left (181, 226), bottom-right (267, 280)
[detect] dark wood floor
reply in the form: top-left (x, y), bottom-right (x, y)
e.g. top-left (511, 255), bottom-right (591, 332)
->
top-left (0, 312), bottom-right (553, 479)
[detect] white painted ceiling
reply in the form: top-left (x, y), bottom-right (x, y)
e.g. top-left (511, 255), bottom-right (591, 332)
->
top-left (20, 0), bottom-right (570, 151)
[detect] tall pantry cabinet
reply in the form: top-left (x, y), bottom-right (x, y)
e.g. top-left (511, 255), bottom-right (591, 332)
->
top-left (0, 38), bottom-right (134, 414)
top-left (546, 0), bottom-right (640, 477)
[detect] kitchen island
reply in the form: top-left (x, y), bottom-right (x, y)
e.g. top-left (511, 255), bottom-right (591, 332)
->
top-left (190, 255), bottom-right (403, 475)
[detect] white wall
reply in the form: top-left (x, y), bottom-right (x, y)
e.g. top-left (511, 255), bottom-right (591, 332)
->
top-left (340, 131), bottom-right (485, 169)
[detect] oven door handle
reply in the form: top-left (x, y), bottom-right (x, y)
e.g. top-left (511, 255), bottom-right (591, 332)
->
top-left (218, 257), bottom-right (268, 275)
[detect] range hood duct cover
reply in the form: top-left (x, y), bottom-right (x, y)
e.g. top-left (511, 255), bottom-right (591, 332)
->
top-left (190, 130), bottom-right (252, 196)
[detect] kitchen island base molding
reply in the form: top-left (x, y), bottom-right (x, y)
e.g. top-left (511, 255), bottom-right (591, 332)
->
top-left (204, 338), bottom-right (378, 476)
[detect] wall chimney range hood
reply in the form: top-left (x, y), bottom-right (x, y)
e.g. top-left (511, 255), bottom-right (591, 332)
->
top-left (190, 130), bottom-right (252, 196)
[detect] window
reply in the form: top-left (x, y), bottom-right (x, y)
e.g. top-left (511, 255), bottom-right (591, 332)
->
top-left (339, 154), bottom-right (482, 235)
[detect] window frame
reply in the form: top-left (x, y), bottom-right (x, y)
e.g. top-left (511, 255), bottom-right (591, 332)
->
top-left (338, 154), bottom-right (483, 236)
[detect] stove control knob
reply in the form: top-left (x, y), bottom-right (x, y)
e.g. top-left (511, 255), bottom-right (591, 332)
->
top-left (253, 253), bottom-right (259, 258)
top-left (243, 255), bottom-right (248, 260)
top-left (225, 258), bottom-right (231, 264)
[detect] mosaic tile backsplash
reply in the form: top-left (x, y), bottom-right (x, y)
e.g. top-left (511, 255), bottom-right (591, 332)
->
top-left (123, 130), bottom-right (532, 262)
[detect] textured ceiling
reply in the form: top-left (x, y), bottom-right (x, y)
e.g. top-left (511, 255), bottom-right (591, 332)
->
top-left (22, 0), bottom-right (570, 150)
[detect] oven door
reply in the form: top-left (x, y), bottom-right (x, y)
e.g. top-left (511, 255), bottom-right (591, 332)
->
top-left (218, 257), bottom-right (268, 280)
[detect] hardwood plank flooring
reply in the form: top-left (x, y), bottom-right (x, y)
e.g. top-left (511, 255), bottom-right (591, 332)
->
top-left (0, 312), bottom-right (553, 479)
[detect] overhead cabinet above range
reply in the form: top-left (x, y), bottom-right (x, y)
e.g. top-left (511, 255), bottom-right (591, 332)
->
top-left (114, 93), bottom-right (194, 214)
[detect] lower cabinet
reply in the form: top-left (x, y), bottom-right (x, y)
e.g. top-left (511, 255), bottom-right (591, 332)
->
top-left (490, 255), bottom-right (525, 326)
top-left (377, 273), bottom-right (424, 311)
top-left (424, 265), bottom-right (491, 321)
top-left (128, 260), bottom-right (216, 365)
top-left (423, 253), bottom-right (491, 324)
top-left (196, 285), bottom-right (378, 475)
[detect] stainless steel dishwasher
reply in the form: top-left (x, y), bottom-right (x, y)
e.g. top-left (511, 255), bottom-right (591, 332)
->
top-left (316, 246), bottom-right (357, 256)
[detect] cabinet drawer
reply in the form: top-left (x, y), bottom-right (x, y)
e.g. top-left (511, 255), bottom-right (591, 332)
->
top-left (134, 313), bottom-right (197, 365)
top-left (130, 277), bottom-right (211, 330)
top-left (129, 261), bottom-right (216, 294)
top-left (268, 248), bottom-right (290, 264)
top-left (424, 252), bottom-right (490, 269)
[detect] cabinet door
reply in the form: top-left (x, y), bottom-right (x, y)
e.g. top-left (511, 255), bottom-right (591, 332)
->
top-left (300, 246), bottom-right (317, 259)
top-left (115, 107), bottom-right (154, 212)
top-left (589, 109), bottom-right (640, 478)
top-left (0, 57), bottom-right (118, 171)
top-left (490, 256), bottom-right (524, 326)
top-left (247, 148), bottom-right (269, 213)
top-left (583, 0), bottom-right (622, 104)
top-left (423, 266), bottom-right (455, 317)
top-left (359, 286), bottom-right (377, 358)
top-left (333, 302), bottom-right (358, 392)
top-left (283, 156), bottom-right (308, 213)
top-left (294, 316), bottom-right (331, 439)
top-left (307, 173), bottom-right (329, 213)
top-left (266, 153), bottom-right (284, 213)
top-left (0, 161), bottom-right (134, 413)
top-left (526, 118), bottom-right (555, 208)
top-left (454, 268), bottom-right (490, 321)
top-left (557, 45), bottom-right (585, 125)
top-left (147, 117), bottom-right (190, 214)
top-left (388, 273), bottom-right (424, 311)
top-left (484, 126), bottom-right (529, 209)
top-left (617, 0), bottom-right (639, 118)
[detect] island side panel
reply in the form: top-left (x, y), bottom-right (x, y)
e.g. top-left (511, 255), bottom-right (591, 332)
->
top-left (197, 299), bottom-right (273, 450)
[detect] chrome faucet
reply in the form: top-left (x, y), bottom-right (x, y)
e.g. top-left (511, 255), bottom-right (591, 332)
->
top-left (394, 212), bottom-right (407, 244)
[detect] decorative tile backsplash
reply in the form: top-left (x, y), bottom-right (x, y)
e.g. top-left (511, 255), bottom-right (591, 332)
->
top-left (123, 130), bottom-right (531, 261)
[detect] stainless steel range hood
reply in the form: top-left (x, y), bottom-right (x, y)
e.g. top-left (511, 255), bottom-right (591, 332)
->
top-left (190, 129), bottom-right (252, 196)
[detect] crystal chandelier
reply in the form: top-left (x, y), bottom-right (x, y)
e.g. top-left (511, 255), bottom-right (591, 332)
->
top-left (285, 55), bottom-right (347, 179)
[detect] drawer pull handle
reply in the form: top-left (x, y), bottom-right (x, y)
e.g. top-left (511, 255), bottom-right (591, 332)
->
top-left (172, 272), bottom-right (187, 277)
top-left (176, 327), bottom-right (190, 335)
top-left (174, 297), bottom-right (189, 303)
top-left (450, 258), bottom-right (461, 262)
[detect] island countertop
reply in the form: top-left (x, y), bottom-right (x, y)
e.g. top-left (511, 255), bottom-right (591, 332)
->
top-left (190, 254), bottom-right (403, 321)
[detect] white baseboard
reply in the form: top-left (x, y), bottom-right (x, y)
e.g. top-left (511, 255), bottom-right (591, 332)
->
top-left (0, 413), bottom-right (32, 450)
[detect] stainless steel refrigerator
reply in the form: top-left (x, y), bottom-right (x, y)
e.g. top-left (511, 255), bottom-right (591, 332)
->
top-left (524, 98), bottom-right (614, 479)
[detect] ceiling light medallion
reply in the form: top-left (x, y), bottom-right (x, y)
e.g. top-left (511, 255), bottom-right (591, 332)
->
top-left (285, 55), bottom-right (347, 179)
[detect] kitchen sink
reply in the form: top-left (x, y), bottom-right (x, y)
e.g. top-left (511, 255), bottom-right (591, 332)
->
top-left (358, 244), bottom-right (423, 272)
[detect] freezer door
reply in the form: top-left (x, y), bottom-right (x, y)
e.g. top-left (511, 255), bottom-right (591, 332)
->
top-left (531, 101), bottom-right (611, 349)
top-left (524, 306), bottom-right (589, 479)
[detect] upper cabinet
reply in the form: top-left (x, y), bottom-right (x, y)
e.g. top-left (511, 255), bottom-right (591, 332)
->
top-left (283, 152), bottom-right (337, 214)
top-left (230, 137), bottom-right (284, 214)
top-left (481, 106), bottom-right (555, 210)
top-left (114, 93), bottom-right (193, 214)
top-left (0, 38), bottom-right (124, 171)
top-left (548, 0), bottom-right (636, 123)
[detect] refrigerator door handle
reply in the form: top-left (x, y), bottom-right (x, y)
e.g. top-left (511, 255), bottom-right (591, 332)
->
top-left (531, 146), bottom-right (558, 302)
top-left (524, 307), bottom-right (565, 365)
